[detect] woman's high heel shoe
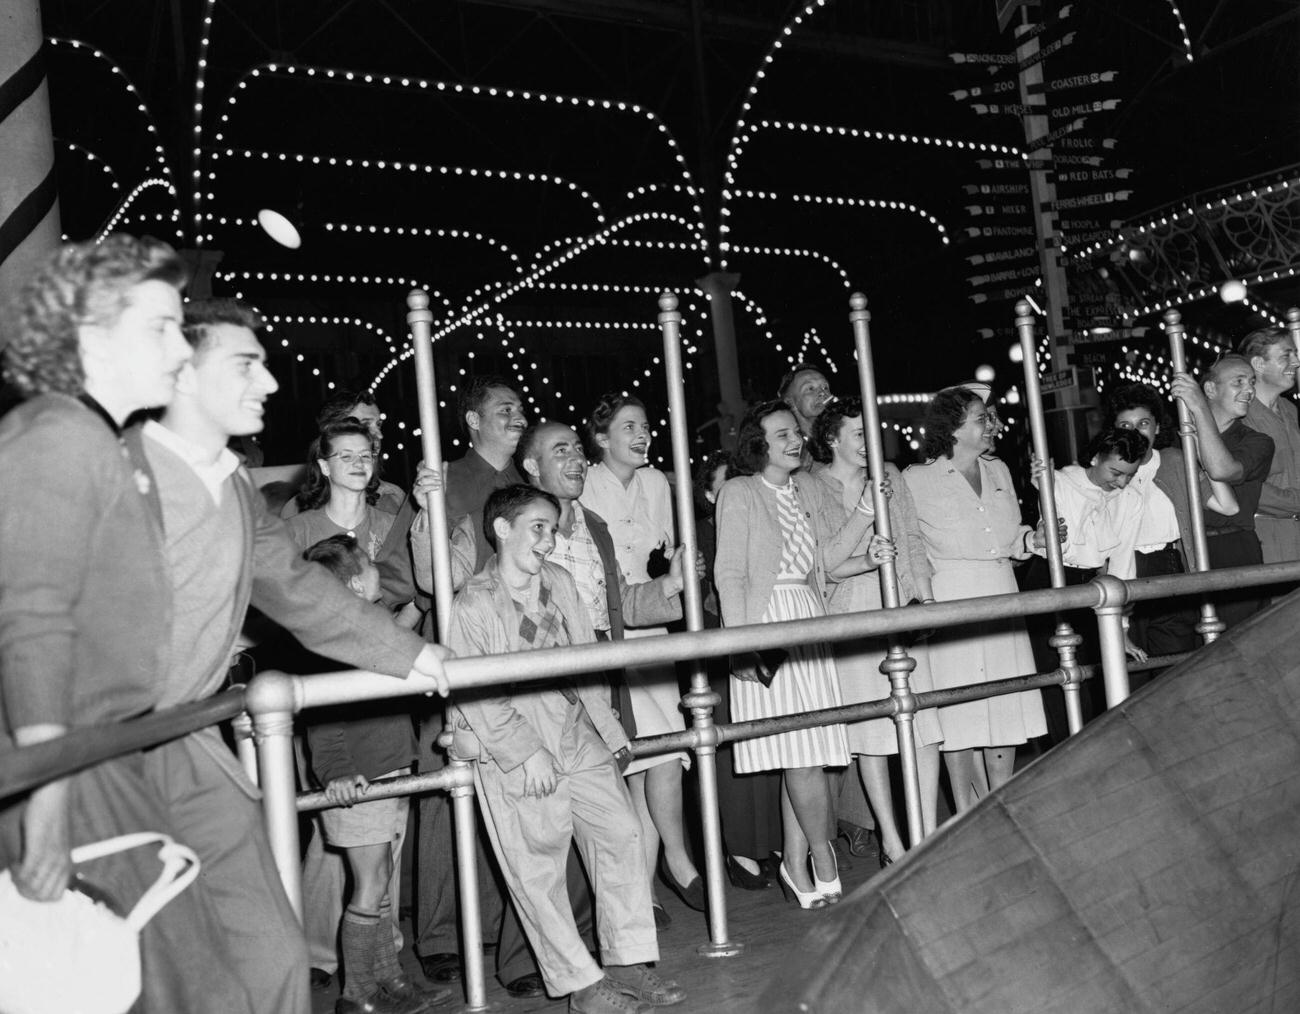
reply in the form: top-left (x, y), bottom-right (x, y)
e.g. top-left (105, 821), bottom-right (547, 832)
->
top-left (777, 859), bottom-right (828, 910)
top-left (812, 845), bottom-right (843, 904)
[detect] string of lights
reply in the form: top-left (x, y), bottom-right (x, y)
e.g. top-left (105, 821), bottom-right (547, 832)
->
top-left (754, 118), bottom-right (1024, 157)
top-left (191, 0), bottom-right (218, 244)
top-left (58, 140), bottom-right (120, 192)
top-left (719, 0), bottom-right (833, 267)
top-left (734, 188), bottom-right (950, 245)
top-left (1164, 1), bottom-right (1195, 63)
top-left (216, 269), bottom-right (453, 314)
top-left (95, 179), bottom-right (177, 243)
top-left (321, 221), bottom-right (522, 272)
top-left (48, 38), bottom-right (173, 185)
top-left (214, 61), bottom-right (705, 244)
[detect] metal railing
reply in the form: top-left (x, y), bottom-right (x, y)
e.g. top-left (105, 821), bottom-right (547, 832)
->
top-left (244, 557), bottom-right (1300, 1010)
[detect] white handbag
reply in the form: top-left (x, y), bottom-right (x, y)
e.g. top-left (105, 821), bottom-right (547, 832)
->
top-left (0, 832), bottom-right (200, 1014)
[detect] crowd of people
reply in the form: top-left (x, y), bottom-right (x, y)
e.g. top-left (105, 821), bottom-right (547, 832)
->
top-left (2, 233), bottom-right (1298, 1014)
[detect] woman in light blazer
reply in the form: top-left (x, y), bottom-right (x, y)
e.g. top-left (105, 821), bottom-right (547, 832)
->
top-left (714, 401), bottom-right (877, 909)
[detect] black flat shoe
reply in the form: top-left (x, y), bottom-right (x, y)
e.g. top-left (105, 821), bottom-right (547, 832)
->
top-left (725, 854), bottom-right (769, 890)
top-left (652, 902), bottom-right (672, 930)
top-left (657, 857), bottom-right (707, 911)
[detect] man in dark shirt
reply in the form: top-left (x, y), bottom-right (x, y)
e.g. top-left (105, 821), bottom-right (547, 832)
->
top-left (1200, 354), bottom-right (1275, 628)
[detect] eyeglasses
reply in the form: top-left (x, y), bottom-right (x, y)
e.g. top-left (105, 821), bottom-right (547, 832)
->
top-left (328, 452), bottom-right (375, 466)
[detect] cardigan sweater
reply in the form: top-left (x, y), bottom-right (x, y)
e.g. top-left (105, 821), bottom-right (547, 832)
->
top-left (0, 394), bottom-right (172, 733)
top-left (713, 471), bottom-right (870, 627)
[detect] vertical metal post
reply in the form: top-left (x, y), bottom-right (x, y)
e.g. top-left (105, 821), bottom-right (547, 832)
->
top-left (407, 289), bottom-right (486, 1009)
top-left (658, 292), bottom-right (741, 957)
top-left (1090, 575), bottom-right (1132, 706)
top-left (248, 672), bottom-right (303, 919)
top-left (1165, 309), bottom-right (1224, 644)
top-left (848, 293), bottom-right (924, 846)
top-left (1015, 300), bottom-right (1084, 734)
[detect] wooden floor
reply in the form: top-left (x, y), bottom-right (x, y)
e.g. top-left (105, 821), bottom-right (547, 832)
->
top-left (310, 835), bottom-right (899, 1013)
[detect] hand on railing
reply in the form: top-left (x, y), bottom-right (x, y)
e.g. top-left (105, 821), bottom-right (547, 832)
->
top-left (412, 462), bottom-right (445, 504)
top-left (522, 747), bottom-right (559, 797)
top-left (408, 642), bottom-right (453, 696)
top-left (325, 774), bottom-right (371, 807)
top-left (863, 534), bottom-right (897, 571)
top-left (663, 545), bottom-right (705, 598)
top-left (1032, 516), bottom-right (1068, 549)
top-left (1124, 636), bottom-right (1149, 664)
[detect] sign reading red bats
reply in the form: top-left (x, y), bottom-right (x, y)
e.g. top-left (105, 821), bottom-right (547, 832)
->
top-left (1058, 168), bottom-right (1133, 183)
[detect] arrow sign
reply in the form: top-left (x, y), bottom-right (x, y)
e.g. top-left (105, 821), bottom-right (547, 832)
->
top-left (964, 183), bottom-right (1029, 196)
top-left (1014, 4), bottom-right (1074, 42)
top-left (1018, 31), bottom-right (1077, 72)
top-left (1039, 367), bottom-right (1077, 392)
top-left (1025, 117), bottom-right (1086, 153)
top-left (968, 244), bottom-right (1037, 266)
top-left (977, 158), bottom-right (1032, 171)
top-left (966, 204), bottom-right (1031, 217)
top-left (1057, 137), bottom-right (1119, 150)
top-left (1049, 70), bottom-right (1118, 91)
top-left (970, 264), bottom-right (1041, 286)
top-left (1051, 98), bottom-right (1122, 119)
top-left (1057, 168), bottom-right (1133, 183)
top-left (950, 50), bottom-right (1016, 66)
top-left (972, 102), bottom-right (1039, 116)
top-left (965, 225), bottom-right (1037, 239)
top-left (950, 78), bottom-right (1020, 101)
top-left (1042, 190), bottom-right (1134, 211)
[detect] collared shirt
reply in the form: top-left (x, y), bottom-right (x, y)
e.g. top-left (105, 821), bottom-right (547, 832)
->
top-left (141, 420), bottom-right (241, 506)
top-left (578, 461), bottom-right (674, 584)
top-left (1204, 419), bottom-right (1274, 532)
top-left (1246, 396), bottom-right (1300, 516)
top-left (551, 502), bottom-right (610, 631)
top-left (1132, 450), bottom-right (1181, 550)
top-left (445, 446), bottom-right (524, 520)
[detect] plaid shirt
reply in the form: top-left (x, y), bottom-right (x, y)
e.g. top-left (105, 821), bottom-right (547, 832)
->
top-left (550, 503), bottom-right (610, 632)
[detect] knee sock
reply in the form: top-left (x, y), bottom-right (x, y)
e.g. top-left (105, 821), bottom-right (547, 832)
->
top-left (341, 905), bottom-right (381, 1000)
top-left (373, 899), bottom-right (404, 984)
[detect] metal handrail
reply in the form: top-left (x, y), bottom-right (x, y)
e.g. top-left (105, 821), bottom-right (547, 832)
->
top-left (0, 687), bottom-right (247, 803)
top-left (245, 560), bottom-right (1300, 715)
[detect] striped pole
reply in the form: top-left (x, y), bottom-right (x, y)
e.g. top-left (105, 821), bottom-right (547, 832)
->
top-left (0, 0), bottom-right (61, 335)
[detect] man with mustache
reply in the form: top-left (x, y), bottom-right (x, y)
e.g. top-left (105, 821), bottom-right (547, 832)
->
top-left (1241, 327), bottom-right (1300, 564)
top-left (136, 298), bottom-right (452, 1014)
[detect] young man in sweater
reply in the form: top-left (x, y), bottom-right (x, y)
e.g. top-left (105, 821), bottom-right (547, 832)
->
top-left (138, 297), bottom-right (451, 1014)
top-left (448, 484), bottom-right (684, 1014)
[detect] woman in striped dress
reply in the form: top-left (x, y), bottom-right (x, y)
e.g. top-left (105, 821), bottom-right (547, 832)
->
top-left (714, 401), bottom-right (875, 908)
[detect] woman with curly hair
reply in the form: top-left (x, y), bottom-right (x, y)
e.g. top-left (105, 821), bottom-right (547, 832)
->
top-left (287, 419), bottom-right (414, 612)
top-left (806, 397), bottom-right (943, 864)
top-left (714, 400), bottom-right (875, 908)
top-left (578, 390), bottom-right (704, 920)
top-left (903, 387), bottom-right (1056, 812)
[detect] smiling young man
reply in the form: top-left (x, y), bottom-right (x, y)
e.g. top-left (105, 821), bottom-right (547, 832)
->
top-left (1198, 354), bottom-right (1276, 628)
top-left (447, 484), bottom-right (683, 1014)
top-left (136, 298), bottom-right (452, 1014)
top-left (1240, 327), bottom-right (1300, 563)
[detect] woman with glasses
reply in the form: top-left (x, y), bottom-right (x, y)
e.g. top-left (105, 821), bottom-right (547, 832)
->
top-left (287, 418), bottom-right (416, 614)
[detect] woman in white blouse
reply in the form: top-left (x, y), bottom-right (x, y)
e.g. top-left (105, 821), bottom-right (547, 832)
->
top-left (579, 392), bottom-right (703, 918)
